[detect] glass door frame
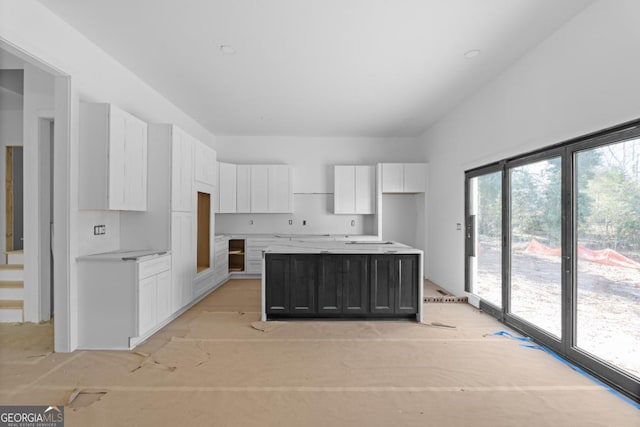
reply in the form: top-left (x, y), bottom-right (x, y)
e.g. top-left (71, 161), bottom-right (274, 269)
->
top-left (464, 120), bottom-right (640, 402)
top-left (464, 162), bottom-right (504, 321)
top-left (502, 147), bottom-right (568, 357)
top-left (565, 125), bottom-right (640, 400)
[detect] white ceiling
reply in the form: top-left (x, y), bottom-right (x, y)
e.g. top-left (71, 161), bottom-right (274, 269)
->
top-left (39, 0), bottom-right (592, 137)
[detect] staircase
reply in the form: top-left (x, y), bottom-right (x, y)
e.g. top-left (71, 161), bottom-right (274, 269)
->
top-left (0, 250), bottom-right (24, 322)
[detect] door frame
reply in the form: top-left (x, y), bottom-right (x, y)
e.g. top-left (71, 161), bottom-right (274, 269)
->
top-left (1, 39), bottom-right (73, 352)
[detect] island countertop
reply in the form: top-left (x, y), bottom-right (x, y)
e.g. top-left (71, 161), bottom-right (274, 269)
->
top-left (263, 240), bottom-right (422, 255)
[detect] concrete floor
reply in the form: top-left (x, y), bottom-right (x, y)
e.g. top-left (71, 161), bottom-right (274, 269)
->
top-left (0, 279), bottom-right (638, 426)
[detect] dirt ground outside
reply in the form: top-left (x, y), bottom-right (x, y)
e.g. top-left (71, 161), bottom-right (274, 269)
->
top-left (473, 239), bottom-right (640, 380)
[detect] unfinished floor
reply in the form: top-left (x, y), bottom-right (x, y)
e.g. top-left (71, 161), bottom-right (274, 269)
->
top-left (0, 279), bottom-right (637, 426)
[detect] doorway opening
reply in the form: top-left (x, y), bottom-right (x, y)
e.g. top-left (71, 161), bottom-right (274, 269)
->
top-left (5, 146), bottom-right (23, 254)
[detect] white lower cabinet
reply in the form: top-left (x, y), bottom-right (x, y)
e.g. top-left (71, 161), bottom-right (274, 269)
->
top-left (171, 212), bottom-right (194, 311)
top-left (77, 253), bottom-right (172, 350)
top-left (156, 271), bottom-right (172, 326)
top-left (245, 238), bottom-right (281, 274)
top-left (214, 237), bottom-right (230, 284)
top-left (138, 275), bottom-right (157, 336)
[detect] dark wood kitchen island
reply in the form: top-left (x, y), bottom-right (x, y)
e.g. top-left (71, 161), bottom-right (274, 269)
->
top-left (260, 240), bottom-right (423, 322)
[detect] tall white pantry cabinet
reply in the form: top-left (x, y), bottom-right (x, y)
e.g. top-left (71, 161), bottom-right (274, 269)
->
top-left (121, 124), bottom-right (216, 314)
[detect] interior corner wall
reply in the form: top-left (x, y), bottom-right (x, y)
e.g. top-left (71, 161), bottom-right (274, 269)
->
top-left (421, 0), bottom-right (640, 296)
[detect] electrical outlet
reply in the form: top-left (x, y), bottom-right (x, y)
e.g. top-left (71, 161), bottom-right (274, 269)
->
top-left (456, 223), bottom-right (462, 230)
top-left (302, 220), bottom-right (307, 226)
top-left (93, 225), bottom-right (100, 236)
top-left (288, 219), bottom-right (293, 225)
top-left (350, 220), bottom-right (356, 227)
top-left (93, 224), bottom-right (106, 235)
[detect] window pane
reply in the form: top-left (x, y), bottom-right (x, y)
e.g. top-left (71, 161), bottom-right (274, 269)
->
top-left (469, 173), bottom-right (502, 307)
top-left (576, 138), bottom-right (640, 379)
top-left (510, 158), bottom-right (562, 338)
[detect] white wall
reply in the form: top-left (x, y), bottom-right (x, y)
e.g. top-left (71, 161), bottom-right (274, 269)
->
top-left (215, 135), bottom-right (427, 239)
top-left (422, 0), bottom-right (640, 296)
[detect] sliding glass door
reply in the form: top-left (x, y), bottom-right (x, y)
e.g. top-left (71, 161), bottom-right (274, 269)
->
top-left (574, 137), bottom-right (640, 380)
top-left (509, 156), bottom-right (563, 339)
top-left (465, 121), bottom-right (640, 400)
top-left (466, 169), bottom-right (503, 308)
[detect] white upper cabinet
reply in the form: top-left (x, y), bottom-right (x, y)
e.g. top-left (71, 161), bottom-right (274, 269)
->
top-left (334, 166), bottom-right (356, 213)
top-left (250, 165), bottom-right (270, 213)
top-left (381, 163), bottom-right (427, 193)
top-left (249, 165), bottom-right (294, 213)
top-left (79, 103), bottom-right (148, 211)
top-left (268, 165), bottom-right (294, 213)
top-left (236, 165), bottom-right (251, 213)
top-left (194, 141), bottom-right (216, 186)
top-left (215, 163), bottom-right (294, 214)
top-left (334, 165), bottom-right (375, 214)
top-left (171, 127), bottom-right (193, 212)
top-left (381, 163), bottom-right (404, 193)
top-left (217, 162), bottom-right (237, 213)
top-left (403, 163), bottom-right (427, 193)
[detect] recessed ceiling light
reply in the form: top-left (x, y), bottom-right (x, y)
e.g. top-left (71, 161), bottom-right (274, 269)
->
top-left (464, 49), bottom-right (481, 59)
top-left (219, 45), bottom-right (236, 55)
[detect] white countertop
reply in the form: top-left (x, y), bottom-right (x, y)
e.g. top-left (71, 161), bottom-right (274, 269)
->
top-left (263, 240), bottom-right (422, 254)
top-left (215, 234), bottom-right (380, 241)
top-left (77, 249), bottom-right (170, 262)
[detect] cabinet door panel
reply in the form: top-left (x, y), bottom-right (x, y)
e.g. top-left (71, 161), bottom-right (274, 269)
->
top-left (334, 166), bottom-right (355, 214)
top-left (318, 255), bottom-right (342, 313)
top-left (290, 255), bottom-right (317, 314)
top-left (156, 270), bottom-right (172, 322)
top-left (395, 255), bottom-right (418, 314)
top-left (403, 164), bottom-right (426, 193)
top-left (266, 255), bottom-right (290, 313)
top-left (218, 162), bottom-right (237, 213)
top-left (108, 107), bottom-right (127, 209)
top-left (124, 116), bottom-right (147, 210)
top-left (138, 275), bottom-right (156, 335)
top-left (250, 165), bottom-right (269, 212)
top-left (236, 165), bottom-right (251, 213)
top-left (343, 255), bottom-right (369, 313)
top-left (268, 166), bottom-right (292, 212)
top-left (382, 163), bottom-right (404, 193)
top-left (171, 130), bottom-right (193, 212)
top-left (370, 255), bottom-right (395, 313)
top-left (355, 165), bottom-right (375, 214)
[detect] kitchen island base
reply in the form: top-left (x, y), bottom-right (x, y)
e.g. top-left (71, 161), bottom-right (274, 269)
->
top-left (264, 252), bottom-right (422, 321)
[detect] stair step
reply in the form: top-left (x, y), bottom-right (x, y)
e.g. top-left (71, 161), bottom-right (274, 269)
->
top-left (6, 251), bottom-right (24, 264)
top-left (0, 299), bottom-right (23, 322)
top-left (0, 280), bottom-right (23, 288)
top-left (0, 299), bottom-right (23, 309)
top-left (0, 264), bottom-right (24, 270)
top-left (0, 266), bottom-right (24, 281)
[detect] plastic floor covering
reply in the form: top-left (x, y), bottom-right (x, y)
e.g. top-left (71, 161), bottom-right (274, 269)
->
top-left (0, 279), bottom-right (638, 426)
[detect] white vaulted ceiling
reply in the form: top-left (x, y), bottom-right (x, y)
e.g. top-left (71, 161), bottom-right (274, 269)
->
top-left (39, 0), bottom-right (593, 137)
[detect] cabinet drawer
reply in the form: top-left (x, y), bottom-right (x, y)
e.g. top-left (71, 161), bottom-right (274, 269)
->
top-left (138, 255), bottom-right (171, 279)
